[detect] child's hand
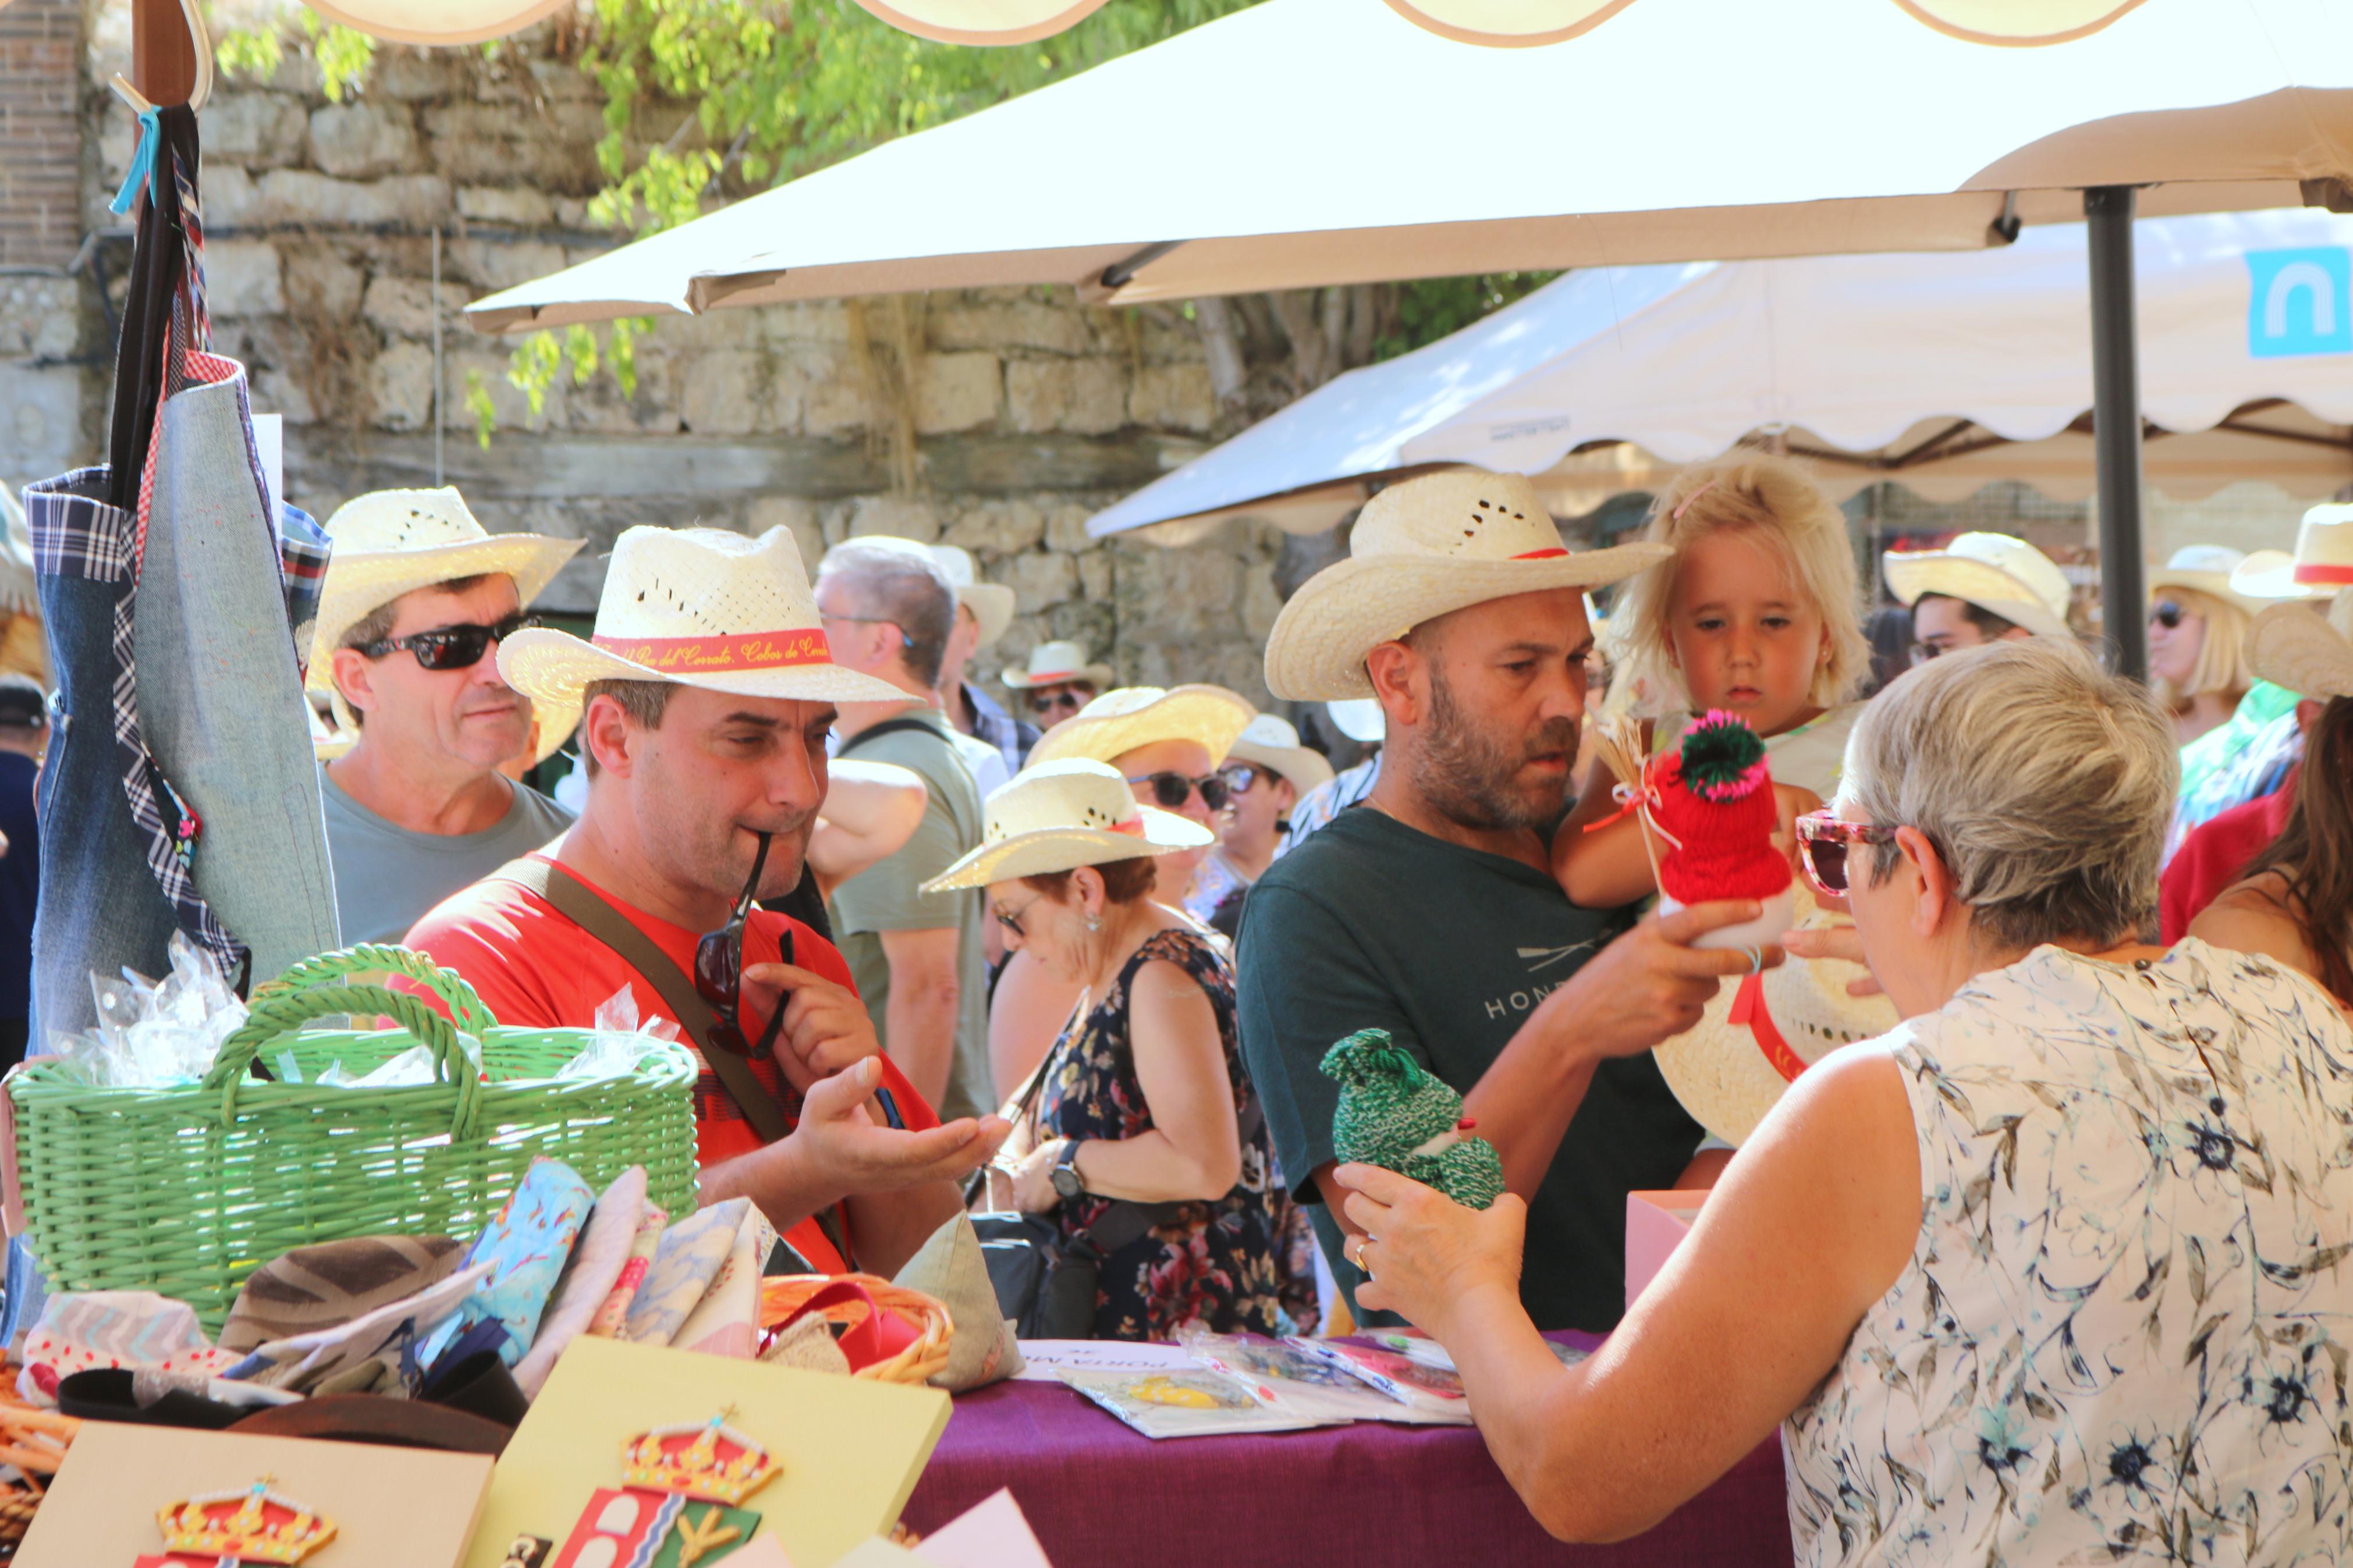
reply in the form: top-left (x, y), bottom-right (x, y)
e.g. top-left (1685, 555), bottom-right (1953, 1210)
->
top-left (1770, 783), bottom-right (1823, 873)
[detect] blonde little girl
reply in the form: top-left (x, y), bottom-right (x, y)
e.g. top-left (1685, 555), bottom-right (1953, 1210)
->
top-left (1556, 452), bottom-right (1871, 910)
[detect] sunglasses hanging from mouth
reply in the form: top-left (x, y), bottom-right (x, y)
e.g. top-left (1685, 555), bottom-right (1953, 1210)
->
top-left (353, 612), bottom-right (541, 672)
top-left (1127, 770), bottom-right (1229, 813)
top-left (695, 830), bottom-right (783, 1059)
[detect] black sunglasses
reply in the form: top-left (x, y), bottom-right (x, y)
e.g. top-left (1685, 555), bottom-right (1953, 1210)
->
top-left (1127, 771), bottom-right (1229, 813)
top-left (695, 831), bottom-right (786, 1058)
top-left (1028, 688), bottom-right (1089, 717)
top-left (353, 612), bottom-right (540, 672)
top-left (2150, 600), bottom-right (2186, 630)
top-left (1219, 764), bottom-right (1261, 795)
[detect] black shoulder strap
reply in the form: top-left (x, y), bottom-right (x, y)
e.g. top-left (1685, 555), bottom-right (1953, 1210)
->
top-left (836, 715), bottom-right (939, 759)
top-left (489, 857), bottom-right (789, 1147)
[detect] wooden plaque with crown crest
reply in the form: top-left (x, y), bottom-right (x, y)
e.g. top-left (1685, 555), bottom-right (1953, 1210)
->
top-left (16, 1422), bottom-right (492, 1568)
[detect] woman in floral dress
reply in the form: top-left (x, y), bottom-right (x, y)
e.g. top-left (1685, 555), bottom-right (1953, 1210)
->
top-left (925, 759), bottom-right (1291, 1341)
top-left (1336, 639), bottom-right (2353, 1565)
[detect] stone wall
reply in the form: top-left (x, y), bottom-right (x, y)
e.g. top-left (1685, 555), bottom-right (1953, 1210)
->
top-left (2, 4), bottom-right (1287, 707)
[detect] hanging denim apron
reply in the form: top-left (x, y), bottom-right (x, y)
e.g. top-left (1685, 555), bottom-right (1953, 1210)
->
top-left (22, 112), bottom-right (336, 1040)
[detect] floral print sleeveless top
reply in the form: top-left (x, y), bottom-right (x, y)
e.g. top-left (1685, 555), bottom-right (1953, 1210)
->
top-left (1787, 940), bottom-right (2353, 1565)
top-left (1035, 926), bottom-right (1291, 1342)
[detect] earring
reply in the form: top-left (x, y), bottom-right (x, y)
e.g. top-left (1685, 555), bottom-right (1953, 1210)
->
top-left (1085, 913), bottom-right (1101, 933)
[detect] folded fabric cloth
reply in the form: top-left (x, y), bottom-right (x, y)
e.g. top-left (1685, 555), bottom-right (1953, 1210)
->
top-left (514, 1167), bottom-right (648, 1398)
top-left (218, 1233), bottom-right (466, 1354)
top-left (670, 1204), bottom-right (775, 1359)
top-left (55, 1367), bottom-right (296, 1430)
top-left (587, 1199), bottom-right (668, 1339)
top-left (623, 1197), bottom-right (750, 1346)
top-left (759, 1311), bottom-right (851, 1375)
top-left (223, 1259), bottom-right (491, 1393)
top-left (438, 1158), bottom-right (598, 1368)
top-left (895, 1213), bottom-right (1025, 1392)
top-left (419, 1346), bottom-right (531, 1428)
top-left (15, 1290), bottom-right (240, 1406)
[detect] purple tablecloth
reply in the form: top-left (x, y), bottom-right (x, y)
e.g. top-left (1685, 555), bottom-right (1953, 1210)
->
top-left (903, 1334), bottom-right (1795, 1568)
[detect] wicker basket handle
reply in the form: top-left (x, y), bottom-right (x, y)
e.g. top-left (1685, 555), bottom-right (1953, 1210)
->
top-left (203, 949), bottom-right (494, 1139)
top-left (252, 945), bottom-right (495, 1034)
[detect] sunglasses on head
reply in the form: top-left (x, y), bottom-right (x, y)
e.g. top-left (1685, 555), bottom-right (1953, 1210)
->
top-left (2150, 600), bottom-right (2187, 630)
top-left (1794, 809), bottom-right (1900, 898)
top-left (353, 612), bottom-right (540, 672)
top-left (695, 831), bottom-right (786, 1058)
top-left (1028, 688), bottom-right (1090, 717)
top-left (1128, 770), bottom-right (1229, 813)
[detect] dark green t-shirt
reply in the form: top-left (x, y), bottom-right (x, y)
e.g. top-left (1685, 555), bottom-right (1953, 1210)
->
top-left (1234, 806), bottom-right (1703, 1332)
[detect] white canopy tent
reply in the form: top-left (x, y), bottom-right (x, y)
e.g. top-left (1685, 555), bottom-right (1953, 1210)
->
top-left (464, 0), bottom-right (2353, 330)
top-left (1088, 208), bottom-right (2353, 543)
top-left (464, 0), bottom-right (2353, 674)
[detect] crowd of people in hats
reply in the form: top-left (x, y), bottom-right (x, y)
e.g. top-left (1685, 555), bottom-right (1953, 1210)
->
top-left (8, 444), bottom-right (2353, 1558)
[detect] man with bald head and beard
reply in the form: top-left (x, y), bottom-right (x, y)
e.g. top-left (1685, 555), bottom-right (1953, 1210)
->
top-left (1237, 472), bottom-right (1774, 1333)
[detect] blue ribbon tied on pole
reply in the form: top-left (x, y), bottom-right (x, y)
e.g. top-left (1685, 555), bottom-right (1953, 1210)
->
top-left (109, 107), bottom-right (162, 217)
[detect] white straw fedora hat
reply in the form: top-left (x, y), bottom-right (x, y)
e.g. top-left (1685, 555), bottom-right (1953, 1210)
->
top-left (2149, 545), bottom-right (2264, 616)
top-left (498, 525), bottom-right (910, 709)
top-left (1264, 470), bottom-right (1669, 702)
top-left (1225, 713), bottom-right (1337, 797)
top-left (1026, 685), bottom-right (1257, 771)
top-left (921, 759), bottom-right (1213, 893)
top-left (2229, 505), bottom-right (2353, 602)
top-left (1652, 892), bottom-right (1900, 1147)
top-left (1882, 532), bottom-right (2074, 642)
top-left (928, 544), bottom-right (1016, 648)
top-left (307, 488), bottom-right (582, 694)
top-left (2248, 592), bottom-right (2353, 702)
top-left (1002, 638), bottom-right (1115, 691)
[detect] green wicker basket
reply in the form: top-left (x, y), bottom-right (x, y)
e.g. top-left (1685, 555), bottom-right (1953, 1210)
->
top-left (2, 945), bottom-right (697, 1334)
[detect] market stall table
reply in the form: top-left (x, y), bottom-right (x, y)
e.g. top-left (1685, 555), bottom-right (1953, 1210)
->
top-left (903, 1333), bottom-right (1793, 1568)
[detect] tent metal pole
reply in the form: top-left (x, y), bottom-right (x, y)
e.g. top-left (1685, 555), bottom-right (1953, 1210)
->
top-left (2085, 185), bottom-right (2148, 681)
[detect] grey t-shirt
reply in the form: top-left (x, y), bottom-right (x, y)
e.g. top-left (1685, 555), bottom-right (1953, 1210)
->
top-left (322, 770), bottom-right (576, 944)
top-left (826, 710), bottom-right (993, 1123)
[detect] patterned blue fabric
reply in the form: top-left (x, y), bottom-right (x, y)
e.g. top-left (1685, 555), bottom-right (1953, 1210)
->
top-left (1788, 941), bottom-right (2353, 1565)
top-left (959, 680), bottom-right (1037, 775)
top-left (1272, 753), bottom-right (1380, 859)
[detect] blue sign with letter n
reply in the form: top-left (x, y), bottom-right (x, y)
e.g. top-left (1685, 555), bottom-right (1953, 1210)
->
top-left (2246, 247), bottom-right (2353, 357)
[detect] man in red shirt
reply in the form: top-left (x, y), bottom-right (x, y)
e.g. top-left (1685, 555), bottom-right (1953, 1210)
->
top-left (409, 524), bottom-right (1010, 1278)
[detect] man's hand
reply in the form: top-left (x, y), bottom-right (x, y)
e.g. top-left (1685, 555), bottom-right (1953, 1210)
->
top-left (1535, 900), bottom-right (1784, 1064)
top-left (787, 1056), bottom-right (1010, 1211)
top-left (745, 961), bottom-right (881, 1090)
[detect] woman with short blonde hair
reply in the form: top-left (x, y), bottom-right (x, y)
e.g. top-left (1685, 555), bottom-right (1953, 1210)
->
top-left (1342, 638), bottom-right (2353, 1565)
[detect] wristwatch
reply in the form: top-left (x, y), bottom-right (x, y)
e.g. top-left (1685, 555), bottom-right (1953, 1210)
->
top-left (1049, 1139), bottom-right (1088, 1201)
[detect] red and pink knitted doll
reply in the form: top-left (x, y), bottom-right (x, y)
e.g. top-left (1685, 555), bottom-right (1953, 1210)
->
top-left (1643, 711), bottom-right (1796, 951)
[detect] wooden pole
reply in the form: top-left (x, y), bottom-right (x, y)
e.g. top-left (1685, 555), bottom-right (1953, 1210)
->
top-left (130, 0), bottom-right (197, 108)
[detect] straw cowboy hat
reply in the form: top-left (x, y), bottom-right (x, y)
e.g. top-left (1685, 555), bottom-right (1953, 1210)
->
top-left (920, 759), bottom-right (1213, 893)
top-left (928, 544), bottom-right (1017, 648)
top-left (1262, 470), bottom-right (1670, 701)
top-left (1026, 684), bottom-right (1257, 770)
top-left (2230, 504), bottom-right (2353, 602)
top-left (1882, 532), bottom-right (2074, 641)
top-left (1225, 713), bottom-right (1337, 797)
top-left (1002, 638), bottom-right (1115, 691)
top-left (498, 525), bottom-right (910, 709)
top-left (2249, 591), bottom-right (2353, 703)
top-left (1652, 891), bottom-right (1900, 1147)
top-left (307, 488), bottom-right (582, 690)
top-left (2149, 545), bottom-right (2267, 617)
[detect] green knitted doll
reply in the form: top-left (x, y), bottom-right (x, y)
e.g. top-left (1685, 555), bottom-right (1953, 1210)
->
top-left (1322, 1029), bottom-right (1506, 1211)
